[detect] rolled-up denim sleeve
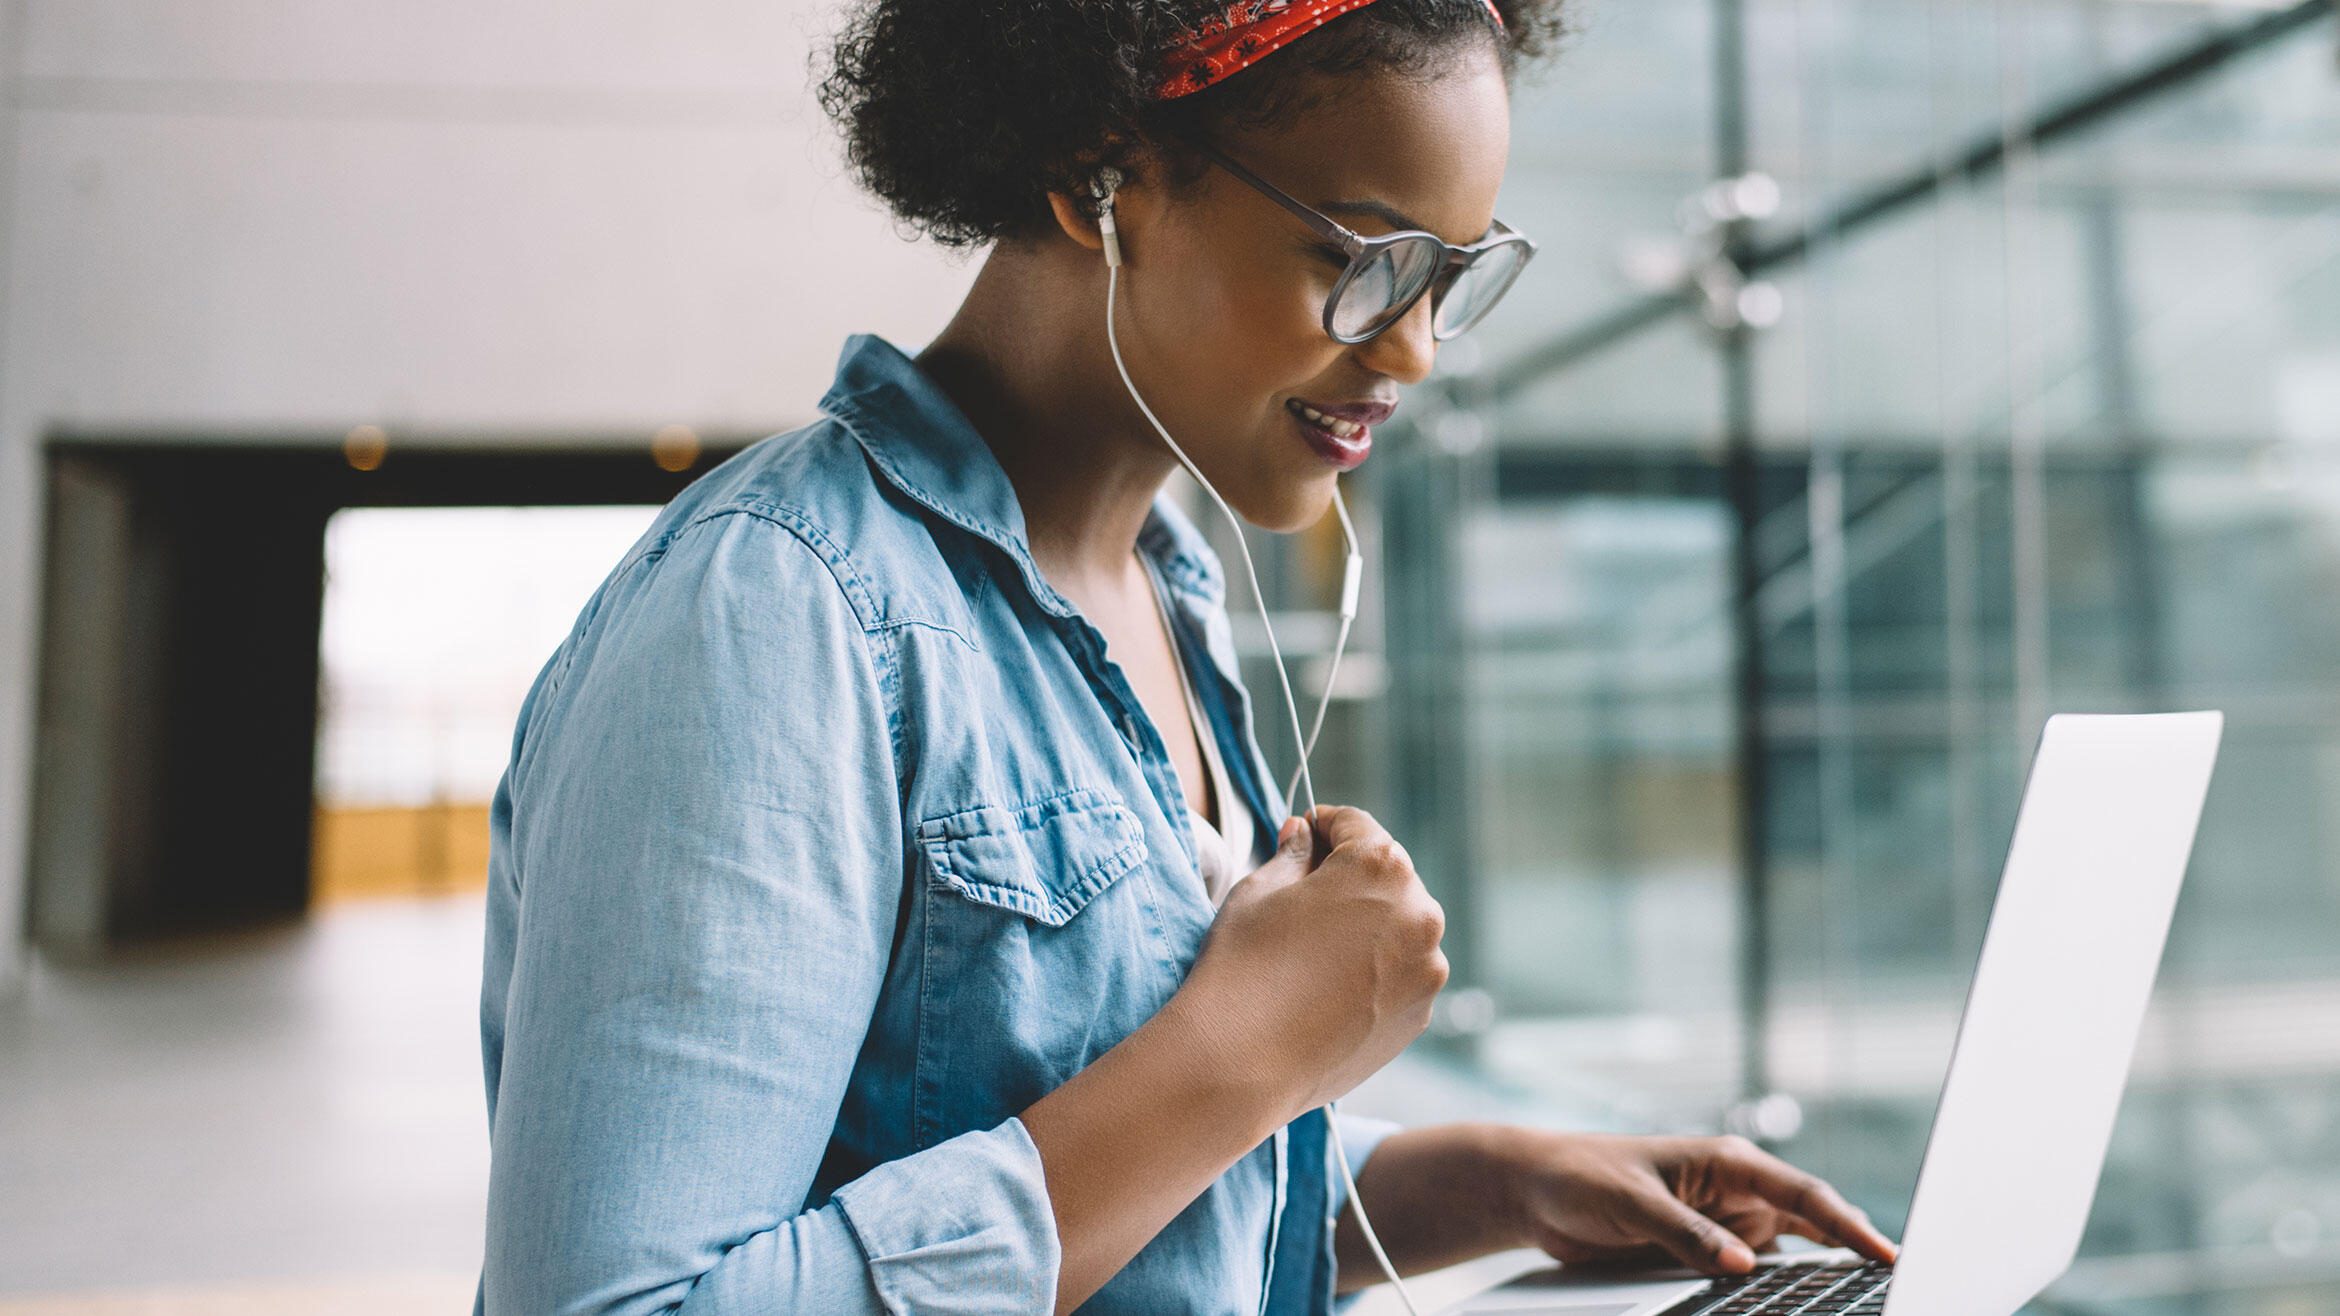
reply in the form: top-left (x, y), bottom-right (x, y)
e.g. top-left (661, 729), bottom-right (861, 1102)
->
top-left (1330, 1109), bottom-right (1407, 1315)
top-left (480, 507), bottom-right (1057, 1315)
top-left (1330, 1110), bottom-right (1405, 1219)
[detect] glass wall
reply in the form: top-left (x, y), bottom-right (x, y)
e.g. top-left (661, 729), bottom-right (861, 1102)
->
top-left (1231, 1), bottom-right (2340, 1310)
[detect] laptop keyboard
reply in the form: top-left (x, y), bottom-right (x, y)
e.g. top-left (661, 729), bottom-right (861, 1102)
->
top-left (1657, 1260), bottom-right (1893, 1315)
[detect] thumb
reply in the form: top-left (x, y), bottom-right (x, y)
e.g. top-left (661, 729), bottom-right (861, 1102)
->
top-left (1227, 818), bottom-right (1312, 902)
top-left (1271, 814), bottom-right (1313, 865)
top-left (1635, 1193), bottom-right (1757, 1275)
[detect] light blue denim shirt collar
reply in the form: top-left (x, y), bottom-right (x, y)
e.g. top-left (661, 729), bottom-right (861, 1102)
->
top-left (816, 331), bottom-right (1230, 615)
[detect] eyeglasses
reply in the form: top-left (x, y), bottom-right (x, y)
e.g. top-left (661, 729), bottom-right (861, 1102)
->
top-left (1178, 133), bottom-right (1537, 345)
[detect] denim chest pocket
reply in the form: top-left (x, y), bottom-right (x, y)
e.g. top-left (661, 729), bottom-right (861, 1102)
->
top-left (907, 787), bottom-right (1178, 1149)
top-left (914, 788), bottom-right (1149, 925)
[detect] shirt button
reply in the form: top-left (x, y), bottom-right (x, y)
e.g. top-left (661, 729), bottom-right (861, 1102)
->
top-left (1121, 713), bottom-right (1141, 745)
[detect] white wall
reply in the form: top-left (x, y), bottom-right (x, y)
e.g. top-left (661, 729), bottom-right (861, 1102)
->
top-left (0, 0), bottom-right (984, 992)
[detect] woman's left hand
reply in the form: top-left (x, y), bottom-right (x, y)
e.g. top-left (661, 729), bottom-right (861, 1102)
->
top-left (1493, 1129), bottom-right (1900, 1274)
top-left (1335, 1124), bottom-right (1899, 1291)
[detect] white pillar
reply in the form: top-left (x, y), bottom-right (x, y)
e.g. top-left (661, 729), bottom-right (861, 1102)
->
top-left (0, 0), bottom-right (36, 998)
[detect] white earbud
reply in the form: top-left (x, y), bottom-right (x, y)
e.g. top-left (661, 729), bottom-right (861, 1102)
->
top-left (1093, 166), bottom-right (1125, 268)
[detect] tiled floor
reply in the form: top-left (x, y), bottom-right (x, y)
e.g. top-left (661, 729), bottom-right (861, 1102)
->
top-left (0, 896), bottom-right (490, 1303)
top-left (0, 1275), bottom-right (479, 1315)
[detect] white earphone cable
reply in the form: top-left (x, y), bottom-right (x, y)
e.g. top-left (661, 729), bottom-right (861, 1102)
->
top-left (1099, 185), bottom-right (1423, 1316)
top-left (1104, 255), bottom-right (1325, 819)
top-left (1284, 488), bottom-right (1361, 817)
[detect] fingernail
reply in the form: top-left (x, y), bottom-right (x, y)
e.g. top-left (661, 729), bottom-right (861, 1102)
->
top-left (1279, 816), bottom-right (1301, 847)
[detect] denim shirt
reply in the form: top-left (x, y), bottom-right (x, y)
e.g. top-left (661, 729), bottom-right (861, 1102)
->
top-left (474, 332), bottom-right (1400, 1314)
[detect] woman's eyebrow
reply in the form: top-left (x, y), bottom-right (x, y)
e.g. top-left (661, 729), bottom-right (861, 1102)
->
top-left (1320, 197), bottom-right (1492, 245)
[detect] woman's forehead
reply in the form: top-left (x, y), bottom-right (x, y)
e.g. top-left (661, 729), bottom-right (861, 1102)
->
top-left (1217, 58), bottom-right (1511, 246)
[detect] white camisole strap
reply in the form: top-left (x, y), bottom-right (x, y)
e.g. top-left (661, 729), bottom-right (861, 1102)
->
top-left (1141, 559), bottom-right (1265, 907)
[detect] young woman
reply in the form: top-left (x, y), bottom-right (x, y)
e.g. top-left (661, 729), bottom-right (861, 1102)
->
top-left (473, 1), bottom-right (1898, 1312)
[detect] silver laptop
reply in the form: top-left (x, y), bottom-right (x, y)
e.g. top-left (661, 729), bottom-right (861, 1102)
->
top-left (1454, 710), bottom-right (2224, 1316)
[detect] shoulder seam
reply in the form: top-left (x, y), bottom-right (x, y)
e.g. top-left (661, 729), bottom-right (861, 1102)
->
top-left (514, 499), bottom-right (909, 786)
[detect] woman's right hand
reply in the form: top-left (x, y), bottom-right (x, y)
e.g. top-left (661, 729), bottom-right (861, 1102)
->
top-left (1176, 805), bottom-right (1449, 1117)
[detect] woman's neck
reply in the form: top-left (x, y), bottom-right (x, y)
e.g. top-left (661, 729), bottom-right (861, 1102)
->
top-left (913, 242), bottom-right (1179, 601)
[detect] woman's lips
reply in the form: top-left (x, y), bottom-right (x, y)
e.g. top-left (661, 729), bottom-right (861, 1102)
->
top-left (1286, 398), bottom-right (1377, 470)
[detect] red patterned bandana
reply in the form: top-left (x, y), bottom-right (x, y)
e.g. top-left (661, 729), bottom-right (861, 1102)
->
top-left (1153, 0), bottom-right (1507, 100)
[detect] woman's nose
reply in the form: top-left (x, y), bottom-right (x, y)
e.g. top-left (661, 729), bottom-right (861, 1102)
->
top-left (1353, 287), bottom-right (1439, 386)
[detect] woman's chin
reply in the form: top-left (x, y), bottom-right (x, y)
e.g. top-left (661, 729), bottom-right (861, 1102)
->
top-left (1235, 474), bottom-right (1342, 536)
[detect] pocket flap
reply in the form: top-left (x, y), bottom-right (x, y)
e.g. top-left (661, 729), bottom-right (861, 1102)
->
top-left (915, 788), bottom-right (1149, 926)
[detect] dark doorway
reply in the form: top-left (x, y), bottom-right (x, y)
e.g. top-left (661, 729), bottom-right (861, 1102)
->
top-left (27, 438), bottom-right (744, 955)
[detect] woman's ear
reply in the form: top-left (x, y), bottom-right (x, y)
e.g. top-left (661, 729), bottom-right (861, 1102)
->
top-left (1045, 184), bottom-right (1112, 256)
top-left (1045, 145), bottom-right (1160, 260)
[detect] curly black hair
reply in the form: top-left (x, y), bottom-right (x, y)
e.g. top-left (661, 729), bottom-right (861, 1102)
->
top-left (815, 0), bottom-right (1572, 251)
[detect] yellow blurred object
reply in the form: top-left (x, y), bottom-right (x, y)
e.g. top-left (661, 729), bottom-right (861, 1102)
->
top-left (310, 802), bottom-right (492, 904)
top-left (651, 423), bottom-right (701, 472)
top-left (342, 425), bottom-right (388, 472)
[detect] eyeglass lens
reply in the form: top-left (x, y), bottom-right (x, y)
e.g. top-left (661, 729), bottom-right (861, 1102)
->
top-left (1431, 240), bottom-right (1529, 338)
top-left (1329, 236), bottom-right (1530, 342)
top-left (1329, 237), bottom-right (1444, 340)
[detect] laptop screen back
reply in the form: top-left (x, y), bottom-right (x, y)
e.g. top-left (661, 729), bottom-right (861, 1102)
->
top-left (1885, 711), bottom-right (2222, 1316)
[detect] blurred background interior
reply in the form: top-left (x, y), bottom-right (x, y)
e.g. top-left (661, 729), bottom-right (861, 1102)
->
top-left (2, 0), bottom-right (2338, 1311)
